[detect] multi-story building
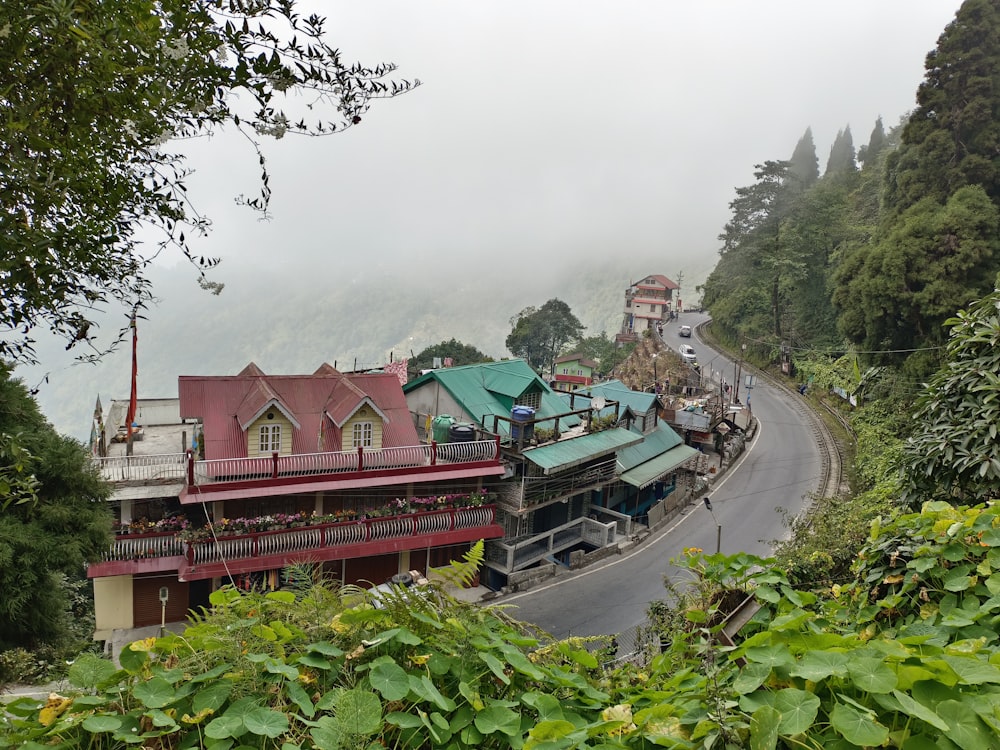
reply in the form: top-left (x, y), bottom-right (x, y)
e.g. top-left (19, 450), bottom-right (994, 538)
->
top-left (560, 379), bottom-right (701, 518)
top-left (403, 360), bottom-right (696, 590)
top-left (87, 363), bottom-right (504, 643)
top-left (551, 353), bottom-right (599, 391)
top-left (615, 274), bottom-right (679, 345)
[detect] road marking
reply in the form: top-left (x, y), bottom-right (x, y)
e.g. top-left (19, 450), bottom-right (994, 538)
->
top-left (503, 421), bottom-right (764, 602)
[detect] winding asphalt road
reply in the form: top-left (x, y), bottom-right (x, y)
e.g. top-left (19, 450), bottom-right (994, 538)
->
top-left (502, 314), bottom-right (825, 639)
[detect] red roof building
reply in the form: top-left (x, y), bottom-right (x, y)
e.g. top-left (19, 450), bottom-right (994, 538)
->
top-left (88, 363), bottom-right (504, 643)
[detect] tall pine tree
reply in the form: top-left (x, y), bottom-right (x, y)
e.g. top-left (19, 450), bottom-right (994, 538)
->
top-left (824, 126), bottom-right (857, 177)
top-left (857, 116), bottom-right (887, 168)
top-left (788, 127), bottom-right (820, 191)
top-left (834, 0), bottom-right (1000, 374)
top-left (884, 0), bottom-right (1000, 213)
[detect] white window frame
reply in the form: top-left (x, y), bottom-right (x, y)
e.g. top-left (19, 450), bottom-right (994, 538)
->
top-left (259, 424), bottom-right (281, 453)
top-left (517, 392), bottom-right (541, 410)
top-left (352, 421), bottom-right (373, 447)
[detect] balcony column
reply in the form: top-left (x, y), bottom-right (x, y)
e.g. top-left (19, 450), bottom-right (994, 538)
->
top-left (120, 498), bottom-right (133, 525)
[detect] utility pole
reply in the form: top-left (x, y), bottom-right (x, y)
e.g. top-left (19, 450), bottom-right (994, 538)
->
top-left (734, 341), bottom-right (746, 402)
top-left (675, 270), bottom-right (685, 314)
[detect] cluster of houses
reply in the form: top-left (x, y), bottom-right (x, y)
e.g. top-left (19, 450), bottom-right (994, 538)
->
top-left (86, 275), bottom-right (740, 646)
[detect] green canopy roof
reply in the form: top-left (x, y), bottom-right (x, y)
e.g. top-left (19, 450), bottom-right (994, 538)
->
top-left (620, 444), bottom-right (699, 489)
top-left (521, 428), bottom-right (642, 475)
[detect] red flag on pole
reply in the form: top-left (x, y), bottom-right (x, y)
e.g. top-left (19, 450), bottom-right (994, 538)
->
top-left (126, 316), bottom-right (138, 440)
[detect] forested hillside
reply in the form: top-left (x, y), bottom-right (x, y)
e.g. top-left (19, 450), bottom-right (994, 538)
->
top-left (700, 0), bottom-right (1000, 382)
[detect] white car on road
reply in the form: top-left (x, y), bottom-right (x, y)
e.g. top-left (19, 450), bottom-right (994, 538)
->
top-left (678, 344), bottom-right (697, 365)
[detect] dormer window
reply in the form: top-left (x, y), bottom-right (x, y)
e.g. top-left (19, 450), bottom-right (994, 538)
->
top-left (517, 392), bottom-right (541, 410)
top-left (259, 424), bottom-right (281, 453)
top-left (352, 422), bottom-right (373, 447)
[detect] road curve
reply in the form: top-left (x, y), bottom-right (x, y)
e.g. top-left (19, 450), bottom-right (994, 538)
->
top-left (502, 314), bottom-right (831, 639)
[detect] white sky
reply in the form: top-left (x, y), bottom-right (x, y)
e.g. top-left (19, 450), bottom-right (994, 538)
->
top-left (175, 0), bottom-right (964, 277)
top-left (18, 0), bottom-right (967, 439)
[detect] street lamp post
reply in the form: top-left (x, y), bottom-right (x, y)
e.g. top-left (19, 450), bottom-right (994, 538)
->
top-left (703, 496), bottom-right (721, 554)
top-left (652, 353), bottom-right (659, 393)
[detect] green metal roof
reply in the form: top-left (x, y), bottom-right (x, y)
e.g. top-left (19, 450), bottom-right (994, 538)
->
top-left (521, 427), bottom-right (642, 474)
top-left (403, 359), bottom-right (580, 437)
top-left (620, 444), bottom-right (700, 489)
top-left (617, 423), bottom-right (684, 471)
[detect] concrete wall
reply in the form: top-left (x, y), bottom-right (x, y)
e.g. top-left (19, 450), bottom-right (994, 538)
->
top-left (93, 575), bottom-right (134, 639)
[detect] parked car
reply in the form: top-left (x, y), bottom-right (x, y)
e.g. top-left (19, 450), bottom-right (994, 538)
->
top-left (678, 344), bottom-right (697, 364)
top-left (678, 325), bottom-right (692, 337)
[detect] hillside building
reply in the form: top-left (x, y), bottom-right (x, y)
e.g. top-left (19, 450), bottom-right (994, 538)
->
top-left (87, 363), bottom-right (504, 644)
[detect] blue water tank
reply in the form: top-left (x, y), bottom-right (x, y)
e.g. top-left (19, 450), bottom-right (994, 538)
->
top-left (510, 405), bottom-right (535, 442)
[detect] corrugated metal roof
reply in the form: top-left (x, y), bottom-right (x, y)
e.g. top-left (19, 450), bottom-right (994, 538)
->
top-left (521, 427), bottom-right (642, 474)
top-left (566, 379), bottom-right (658, 421)
top-left (620, 444), bottom-right (699, 489)
top-left (633, 274), bottom-right (679, 290)
top-left (179, 365), bottom-right (419, 460)
top-left (617, 423), bottom-right (684, 471)
top-left (403, 359), bottom-right (580, 437)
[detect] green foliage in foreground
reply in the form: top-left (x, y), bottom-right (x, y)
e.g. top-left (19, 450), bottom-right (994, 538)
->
top-left (8, 503), bottom-right (1000, 748)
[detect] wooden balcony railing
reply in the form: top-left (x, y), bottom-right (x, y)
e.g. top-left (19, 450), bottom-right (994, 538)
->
top-left (100, 505), bottom-right (498, 567)
top-left (93, 439), bottom-right (500, 486)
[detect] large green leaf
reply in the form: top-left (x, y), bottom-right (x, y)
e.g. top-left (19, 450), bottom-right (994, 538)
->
top-left (830, 703), bottom-right (889, 747)
top-left (789, 650), bottom-right (850, 681)
top-left (772, 688), bottom-right (820, 735)
top-left (936, 700), bottom-right (994, 750)
top-left (67, 654), bottom-right (118, 689)
top-left (847, 656), bottom-right (897, 694)
top-left (744, 643), bottom-right (795, 669)
top-left (942, 655), bottom-right (1000, 685)
top-left (284, 679), bottom-right (315, 718)
top-left (369, 659), bottom-right (410, 701)
top-left (132, 677), bottom-right (178, 709)
top-left (243, 707), bottom-right (289, 738)
top-left (875, 690), bottom-right (950, 732)
top-left (733, 662), bottom-right (772, 693)
top-left (335, 689), bottom-right (382, 736)
top-left (82, 715), bottom-right (123, 733)
top-left (193, 682), bottom-right (234, 713)
top-left (474, 705), bottom-right (522, 736)
top-left (749, 705), bottom-right (780, 750)
top-left (204, 714), bottom-right (245, 740)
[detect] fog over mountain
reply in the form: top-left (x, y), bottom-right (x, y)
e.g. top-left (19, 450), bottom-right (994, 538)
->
top-left (12, 1), bottom-right (963, 440)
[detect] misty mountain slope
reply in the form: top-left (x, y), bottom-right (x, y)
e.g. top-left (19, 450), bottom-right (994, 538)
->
top-left (18, 258), bottom-right (674, 441)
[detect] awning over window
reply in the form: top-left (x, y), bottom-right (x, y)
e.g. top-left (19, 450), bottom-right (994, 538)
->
top-left (620, 444), bottom-right (700, 489)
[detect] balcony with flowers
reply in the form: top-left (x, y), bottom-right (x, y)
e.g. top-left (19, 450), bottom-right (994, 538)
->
top-left (89, 493), bottom-right (501, 581)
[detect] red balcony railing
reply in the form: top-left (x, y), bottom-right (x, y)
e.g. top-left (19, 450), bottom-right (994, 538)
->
top-left (93, 438), bottom-right (501, 487)
top-left (185, 504), bottom-right (497, 566)
top-left (102, 531), bottom-right (186, 560)
top-left (96, 505), bottom-right (498, 572)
